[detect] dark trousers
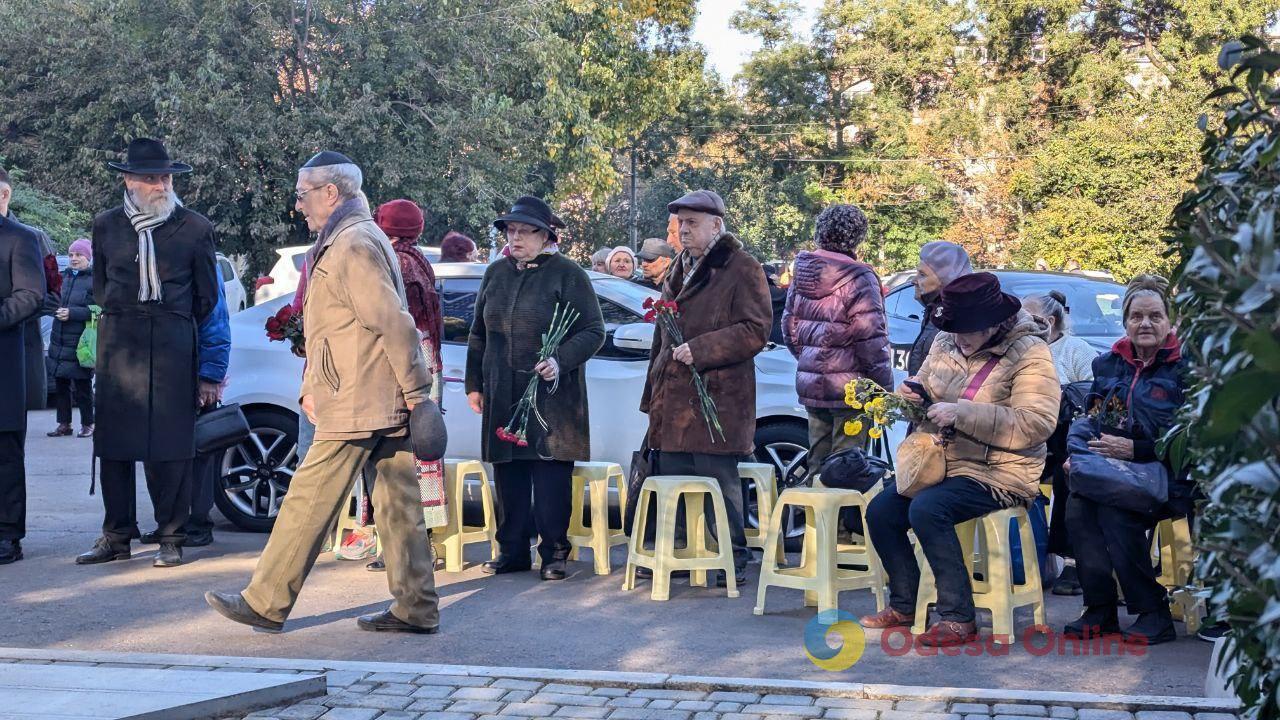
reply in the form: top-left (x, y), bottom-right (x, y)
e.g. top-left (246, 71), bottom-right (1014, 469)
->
top-left (0, 430), bottom-right (26, 542)
top-left (493, 459), bottom-right (573, 564)
top-left (648, 451), bottom-right (751, 571)
top-left (1067, 493), bottom-right (1167, 614)
top-left (100, 459), bottom-right (192, 549)
top-left (1047, 466), bottom-right (1072, 558)
top-left (867, 476), bottom-right (1003, 623)
top-left (186, 452), bottom-right (217, 534)
top-left (54, 377), bottom-right (94, 426)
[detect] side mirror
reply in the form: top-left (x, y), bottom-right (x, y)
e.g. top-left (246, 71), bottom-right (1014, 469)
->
top-left (254, 276), bottom-right (275, 290)
top-left (613, 322), bottom-right (655, 352)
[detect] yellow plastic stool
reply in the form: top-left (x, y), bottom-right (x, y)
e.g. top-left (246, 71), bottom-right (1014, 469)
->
top-left (331, 473), bottom-right (382, 557)
top-left (1152, 517), bottom-right (1203, 632)
top-left (622, 475), bottom-right (740, 600)
top-left (432, 460), bottom-right (499, 572)
top-left (740, 462), bottom-right (784, 564)
top-left (755, 486), bottom-right (886, 615)
top-left (567, 461), bottom-right (629, 575)
top-left (912, 507), bottom-right (1045, 644)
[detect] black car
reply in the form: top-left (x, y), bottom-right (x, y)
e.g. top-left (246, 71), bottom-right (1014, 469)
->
top-left (883, 270), bottom-right (1127, 369)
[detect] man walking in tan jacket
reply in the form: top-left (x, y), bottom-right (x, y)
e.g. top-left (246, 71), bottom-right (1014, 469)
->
top-left (205, 151), bottom-right (439, 634)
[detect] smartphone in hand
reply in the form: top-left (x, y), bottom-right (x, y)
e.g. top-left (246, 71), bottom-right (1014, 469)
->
top-left (903, 379), bottom-right (933, 408)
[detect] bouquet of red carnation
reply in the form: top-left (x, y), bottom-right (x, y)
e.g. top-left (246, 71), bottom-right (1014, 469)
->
top-left (643, 297), bottom-right (725, 443)
top-left (498, 302), bottom-right (580, 449)
top-left (265, 305), bottom-right (305, 355)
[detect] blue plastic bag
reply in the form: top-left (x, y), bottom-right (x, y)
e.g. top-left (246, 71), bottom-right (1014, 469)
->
top-left (1010, 494), bottom-right (1049, 586)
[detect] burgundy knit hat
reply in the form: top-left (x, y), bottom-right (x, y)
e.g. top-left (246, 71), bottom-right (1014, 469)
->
top-left (439, 231), bottom-right (477, 261)
top-left (936, 272), bottom-right (1022, 333)
top-left (375, 199), bottom-right (424, 240)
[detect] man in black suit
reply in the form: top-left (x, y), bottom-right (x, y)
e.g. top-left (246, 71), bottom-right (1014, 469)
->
top-left (0, 166), bottom-right (47, 565)
top-left (75, 138), bottom-right (219, 569)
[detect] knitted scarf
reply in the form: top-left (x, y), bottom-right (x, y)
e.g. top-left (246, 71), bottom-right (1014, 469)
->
top-left (123, 190), bottom-right (175, 302)
top-left (392, 238), bottom-right (443, 366)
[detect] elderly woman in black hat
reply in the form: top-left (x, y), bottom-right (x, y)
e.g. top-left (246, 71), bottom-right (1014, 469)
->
top-left (861, 273), bottom-right (1060, 647)
top-left (465, 196), bottom-right (605, 580)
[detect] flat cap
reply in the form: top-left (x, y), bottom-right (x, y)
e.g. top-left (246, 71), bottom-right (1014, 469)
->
top-left (302, 150), bottom-right (355, 168)
top-left (667, 189), bottom-right (726, 218)
top-left (637, 237), bottom-right (675, 261)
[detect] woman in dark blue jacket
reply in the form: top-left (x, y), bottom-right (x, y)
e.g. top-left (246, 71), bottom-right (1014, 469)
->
top-left (1065, 274), bottom-right (1191, 646)
top-left (46, 239), bottom-right (95, 438)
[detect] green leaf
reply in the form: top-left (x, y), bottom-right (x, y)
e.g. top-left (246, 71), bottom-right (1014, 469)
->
top-left (1244, 329), bottom-right (1280, 372)
top-left (1204, 368), bottom-right (1280, 441)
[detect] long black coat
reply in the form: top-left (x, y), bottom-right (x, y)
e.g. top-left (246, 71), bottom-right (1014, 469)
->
top-left (47, 267), bottom-right (95, 380)
top-left (92, 205), bottom-right (218, 461)
top-left (466, 253), bottom-right (605, 464)
top-left (0, 215), bottom-right (46, 432)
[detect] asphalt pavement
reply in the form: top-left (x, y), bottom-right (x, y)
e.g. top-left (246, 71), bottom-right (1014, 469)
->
top-left (6, 410), bottom-right (1213, 697)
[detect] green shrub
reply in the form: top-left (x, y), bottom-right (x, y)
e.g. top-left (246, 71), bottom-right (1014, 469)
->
top-left (1, 162), bottom-right (90, 250)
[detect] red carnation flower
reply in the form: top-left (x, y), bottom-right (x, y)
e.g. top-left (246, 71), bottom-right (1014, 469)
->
top-left (642, 297), bottom-right (654, 309)
top-left (644, 310), bottom-right (656, 323)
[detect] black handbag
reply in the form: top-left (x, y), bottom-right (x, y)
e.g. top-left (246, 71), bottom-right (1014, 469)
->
top-left (195, 403), bottom-right (251, 455)
top-left (819, 447), bottom-right (892, 493)
top-left (624, 440), bottom-right (652, 536)
top-left (1066, 415), bottom-right (1169, 516)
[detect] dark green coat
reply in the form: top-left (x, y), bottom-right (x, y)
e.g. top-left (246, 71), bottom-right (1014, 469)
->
top-left (465, 253), bottom-right (605, 463)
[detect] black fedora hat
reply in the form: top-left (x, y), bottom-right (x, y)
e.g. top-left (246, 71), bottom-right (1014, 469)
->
top-left (936, 272), bottom-right (1022, 333)
top-left (494, 196), bottom-right (564, 241)
top-left (107, 138), bottom-right (192, 175)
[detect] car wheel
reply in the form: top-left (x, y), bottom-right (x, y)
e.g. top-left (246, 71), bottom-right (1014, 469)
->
top-left (748, 421), bottom-right (811, 553)
top-left (214, 408), bottom-right (298, 532)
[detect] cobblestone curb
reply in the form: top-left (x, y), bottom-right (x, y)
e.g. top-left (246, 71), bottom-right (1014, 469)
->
top-left (0, 647), bottom-right (1240, 720)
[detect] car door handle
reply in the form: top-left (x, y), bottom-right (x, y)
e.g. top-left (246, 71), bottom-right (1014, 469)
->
top-left (443, 375), bottom-right (464, 384)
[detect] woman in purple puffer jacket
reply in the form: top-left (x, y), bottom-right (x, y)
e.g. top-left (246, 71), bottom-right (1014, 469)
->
top-left (783, 204), bottom-right (893, 469)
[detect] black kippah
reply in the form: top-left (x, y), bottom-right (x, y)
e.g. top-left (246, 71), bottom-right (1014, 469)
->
top-left (302, 150), bottom-right (354, 168)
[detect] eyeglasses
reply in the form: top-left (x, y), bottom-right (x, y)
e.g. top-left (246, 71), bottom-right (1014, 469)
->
top-left (295, 184), bottom-right (330, 200)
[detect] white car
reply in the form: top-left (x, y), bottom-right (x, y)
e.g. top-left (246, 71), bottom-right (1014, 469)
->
top-left (253, 244), bottom-right (442, 306)
top-left (217, 253), bottom-right (246, 313)
top-left (219, 262), bottom-right (903, 545)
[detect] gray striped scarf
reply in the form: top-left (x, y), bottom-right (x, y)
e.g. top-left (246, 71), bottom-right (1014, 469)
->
top-left (123, 190), bottom-right (175, 303)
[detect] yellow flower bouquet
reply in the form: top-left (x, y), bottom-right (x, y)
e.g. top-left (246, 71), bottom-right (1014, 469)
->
top-left (842, 378), bottom-right (926, 438)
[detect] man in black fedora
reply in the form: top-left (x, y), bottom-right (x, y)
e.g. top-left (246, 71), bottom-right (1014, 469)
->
top-left (75, 138), bottom-right (220, 568)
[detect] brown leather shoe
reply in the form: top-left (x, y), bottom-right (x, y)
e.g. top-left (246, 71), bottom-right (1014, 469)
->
top-left (78, 425), bottom-right (94, 438)
top-left (918, 620), bottom-right (978, 647)
top-left (859, 607), bottom-right (915, 629)
top-left (47, 424), bottom-right (72, 437)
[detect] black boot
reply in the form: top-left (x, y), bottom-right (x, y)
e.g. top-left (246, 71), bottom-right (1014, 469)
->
top-left (481, 553), bottom-right (532, 575)
top-left (0, 540), bottom-right (21, 565)
top-left (1063, 605), bottom-right (1121, 638)
top-left (1123, 607), bottom-right (1176, 646)
top-left (154, 543), bottom-right (183, 567)
top-left (205, 591), bottom-right (283, 633)
top-left (1052, 564), bottom-right (1083, 596)
top-left (76, 537), bottom-right (130, 565)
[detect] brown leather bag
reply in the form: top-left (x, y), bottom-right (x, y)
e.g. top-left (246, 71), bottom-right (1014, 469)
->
top-left (894, 356), bottom-right (1002, 498)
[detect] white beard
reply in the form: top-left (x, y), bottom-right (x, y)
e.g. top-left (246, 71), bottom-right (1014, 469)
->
top-left (130, 188), bottom-right (179, 219)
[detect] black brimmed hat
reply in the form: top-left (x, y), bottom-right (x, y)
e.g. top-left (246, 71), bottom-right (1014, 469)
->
top-left (107, 138), bottom-right (192, 175)
top-left (936, 272), bottom-right (1022, 333)
top-left (493, 196), bottom-right (565, 241)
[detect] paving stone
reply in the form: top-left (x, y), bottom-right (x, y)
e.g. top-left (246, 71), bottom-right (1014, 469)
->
top-left (994, 715), bottom-right (1055, 720)
top-left (341, 683), bottom-right (377, 695)
top-left (554, 707), bottom-right (613, 719)
top-left (719, 715), bottom-right (765, 720)
top-left (494, 679), bottom-right (547, 692)
top-left (529, 692), bottom-right (610, 707)
top-left (693, 714), bottom-right (720, 720)
top-left (897, 703), bottom-right (950, 713)
top-left (449, 700), bottom-right (507, 714)
top-left (649, 701), bottom-right (677, 710)
top-left (714, 702), bottom-right (745, 713)
top-left (709, 692), bottom-right (761, 704)
top-left (1195, 714), bottom-right (1238, 720)
top-left (406, 699), bottom-right (451, 712)
top-left (375, 713), bottom-right (423, 720)
top-left (247, 707), bottom-right (289, 718)
top-left (1050, 709), bottom-right (1077, 720)
top-left (1136, 713), bottom-right (1193, 720)
top-left (994, 706), bottom-right (1047, 717)
top-left (1077, 711), bottom-right (1134, 720)
top-left (608, 698), bottom-right (652, 708)
top-left (632, 690), bottom-right (708, 701)
top-left (675, 701), bottom-right (715, 712)
top-left (762, 695), bottom-right (814, 706)
top-left (824, 710), bottom-right (880, 720)
top-left (326, 695), bottom-right (413, 711)
top-left (817, 700), bottom-right (894, 711)
top-left (543, 684), bottom-right (596, 695)
top-left (360, 672), bottom-right (417, 684)
top-left (952, 705), bottom-right (992, 715)
top-left (592, 688), bottom-right (633, 697)
top-left (325, 671), bottom-right (370, 687)
top-left (455, 687), bottom-right (512, 701)
top-left (412, 685), bottom-right (457, 699)
top-left (607, 709), bottom-right (693, 720)
top-left (504, 690), bottom-right (536, 703)
top-left (373, 683), bottom-right (418, 697)
top-left (499, 703), bottom-right (562, 716)
top-left (318, 710), bottom-right (381, 720)
top-left (273, 706), bottom-right (329, 720)
top-left (416, 674), bottom-right (493, 687)
top-left (402, 713), bottom-right (474, 720)
top-left (880, 712), bottom-right (962, 720)
top-left (740, 704), bottom-right (822, 717)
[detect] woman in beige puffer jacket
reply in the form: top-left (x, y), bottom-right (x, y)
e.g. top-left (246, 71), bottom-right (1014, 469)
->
top-left (861, 273), bottom-right (1060, 647)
